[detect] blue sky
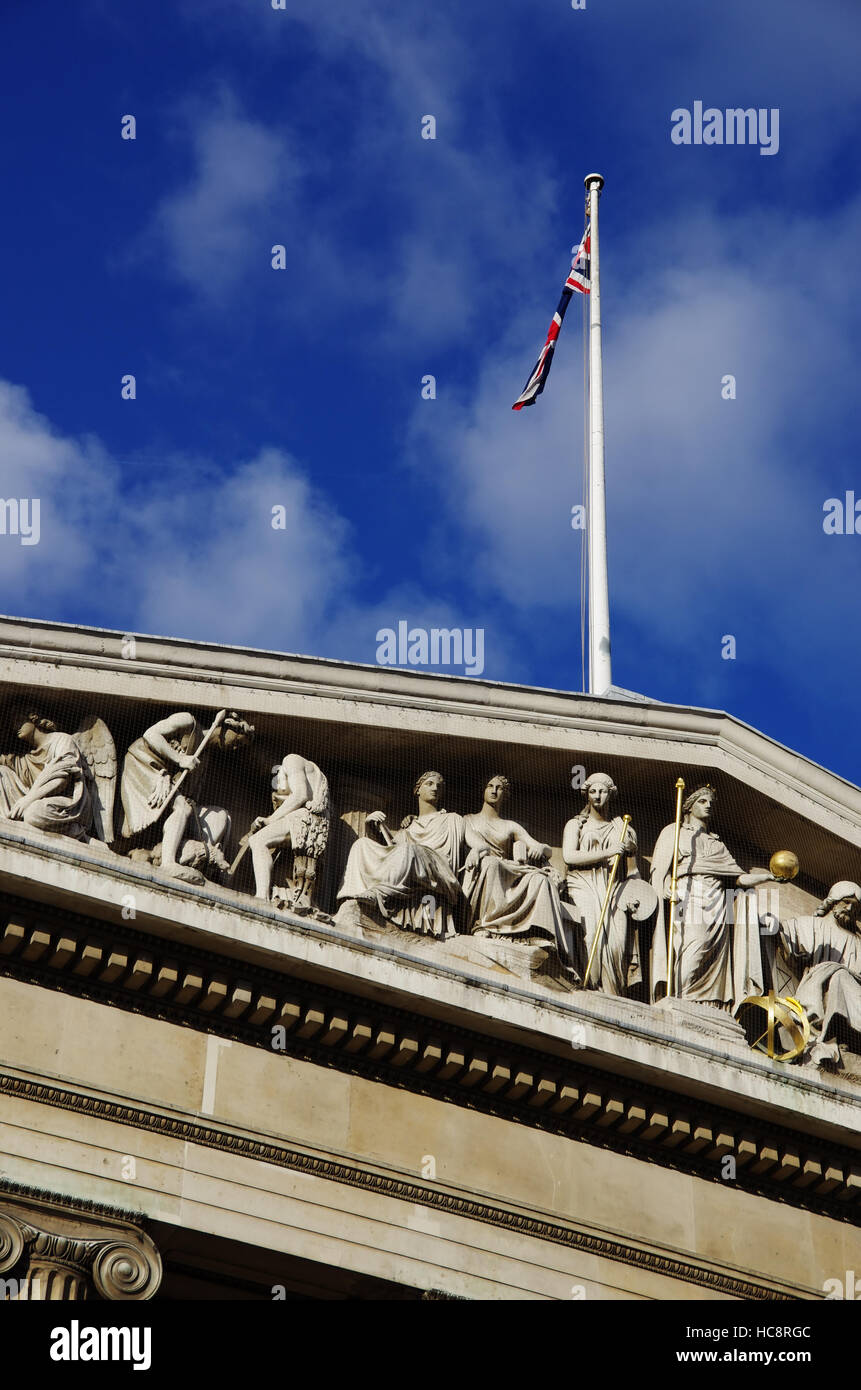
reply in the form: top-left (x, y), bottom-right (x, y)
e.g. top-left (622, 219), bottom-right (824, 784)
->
top-left (1, 0), bottom-right (860, 782)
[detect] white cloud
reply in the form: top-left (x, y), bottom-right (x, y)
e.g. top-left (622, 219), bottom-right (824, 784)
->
top-left (137, 28), bottom-right (560, 350)
top-left (131, 448), bottom-right (353, 648)
top-left (0, 382), bottom-right (354, 648)
top-left (0, 380), bottom-right (518, 676)
top-left (0, 381), bottom-right (118, 598)
top-left (147, 91), bottom-right (301, 300)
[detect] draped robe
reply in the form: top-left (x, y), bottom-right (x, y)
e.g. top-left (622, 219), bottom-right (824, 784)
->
top-left (337, 809), bottom-right (467, 936)
top-left (0, 733), bottom-right (91, 837)
top-left (650, 823), bottom-right (763, 1008)
top-left (121, 719), bottom-right (201, 839)
top-left (564, 814), bottom-right (641, 994)
top-left (779, 914), bottom-right (861, 1061)
top-left (461, 814), bottom-right (574, 966)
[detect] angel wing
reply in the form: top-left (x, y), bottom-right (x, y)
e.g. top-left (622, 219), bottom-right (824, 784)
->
top-left (74, 715), bottom-right (117, 844)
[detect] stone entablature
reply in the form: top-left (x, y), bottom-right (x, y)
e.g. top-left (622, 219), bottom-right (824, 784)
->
top-left (0, 872), bottom-right (858, 1217)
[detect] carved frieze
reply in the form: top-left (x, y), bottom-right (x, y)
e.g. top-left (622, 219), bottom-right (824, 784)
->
top-left (0, 692), bottom-right (859, 1075)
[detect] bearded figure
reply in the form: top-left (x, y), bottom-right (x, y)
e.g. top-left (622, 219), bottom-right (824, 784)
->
top-left (776, 881), bottom-right (861, 1068)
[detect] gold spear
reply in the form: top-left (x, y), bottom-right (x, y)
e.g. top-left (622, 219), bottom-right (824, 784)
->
top-left (665, 778), bottom-right (685, 997)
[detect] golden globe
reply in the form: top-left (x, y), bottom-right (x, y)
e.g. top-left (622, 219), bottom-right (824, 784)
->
top-left (769, 850), bottom-right (799, 882)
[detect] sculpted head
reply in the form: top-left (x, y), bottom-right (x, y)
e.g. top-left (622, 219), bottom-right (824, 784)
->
top-left (414, 770), bottom-right (445, 806)
top-left (483, 774), bottom-right (510, 809)
top-left (14, 711), bottom-right (56, 744)
top-left (816, 882), bottom-right (861, 931)
top-left (582, 772), bottom-right (617, 816)
top-left (213, 711), bottom-right (255, 751)
top-left (684, 785), bottom-right (715, 824)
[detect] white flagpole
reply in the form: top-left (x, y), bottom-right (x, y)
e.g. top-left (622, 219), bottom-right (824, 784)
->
top-left (585, 173), bottom-right (612, 696)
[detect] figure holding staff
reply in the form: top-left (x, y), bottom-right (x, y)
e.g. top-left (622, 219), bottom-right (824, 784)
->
top-left (581, 813), bottom-right (631, 989)
top-left (120, 709), bottom-right (254, 884)
top-left (650, 784), bottom-right (773, 1009)
top-left (562, 772), bottom-right (651, 994)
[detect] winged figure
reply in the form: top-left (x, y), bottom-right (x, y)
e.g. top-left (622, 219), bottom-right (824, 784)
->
top-left (73, 714), bottom-right (117, 844)
top-left (0, 710), bottom-right (116, 845)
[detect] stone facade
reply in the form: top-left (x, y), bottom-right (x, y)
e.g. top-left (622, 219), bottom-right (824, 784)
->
top-left (0, 616), bottom-right (859, 1300)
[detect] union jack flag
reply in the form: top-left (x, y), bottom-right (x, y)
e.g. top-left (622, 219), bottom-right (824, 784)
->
top-left (512, 226), bottom-right (590, 411)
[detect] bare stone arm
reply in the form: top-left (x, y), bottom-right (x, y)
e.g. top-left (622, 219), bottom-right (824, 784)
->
top-left (362, 809), bottom-right (392, 841)
top-left (509, 822), bottom-right (552, 864)
top-left (8, 751), bottom-right (79, 819)
top-left (738, 869), bottom-right (773, 888)
top-left (562, 817), bottom-right (633, 868)
top-left (254, 756), bottom-right (311, 831)
top-left (463, 817), bottom-right (493, 869)
top-left (142, 713), bottom-right (200, 772)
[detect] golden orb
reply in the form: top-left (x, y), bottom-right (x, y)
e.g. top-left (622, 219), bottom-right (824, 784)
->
top-left (769, 850), bottom-right (799, 882)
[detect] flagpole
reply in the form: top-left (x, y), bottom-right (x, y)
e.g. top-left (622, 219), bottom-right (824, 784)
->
top-left (585, 173), bottom-right (612, 696)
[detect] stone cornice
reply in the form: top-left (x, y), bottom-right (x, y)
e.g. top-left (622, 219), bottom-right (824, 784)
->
top-left (1, 841), bottom-right (858, 1147)
top-left (0, 1076), bottom-right (812, 1301)
top-left (0, 1177), bottom-right (147, 1226)
top-left (1, 888), bottom-right (859, 1223)
top-left (0, 614), bottom-right (859, 836)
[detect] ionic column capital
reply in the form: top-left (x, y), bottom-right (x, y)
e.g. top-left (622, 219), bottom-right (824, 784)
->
top-left (0, 1192), bottom-right (161, 1300)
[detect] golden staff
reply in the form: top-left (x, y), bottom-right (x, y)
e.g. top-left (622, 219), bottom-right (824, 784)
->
top-left (582, 814), bottom-right (631, 990)
top-left (665, 778), bottom-right (685, 997)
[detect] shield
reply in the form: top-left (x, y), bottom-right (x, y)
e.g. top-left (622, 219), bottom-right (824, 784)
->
top-left (617, 877), bottom-right (659, 922)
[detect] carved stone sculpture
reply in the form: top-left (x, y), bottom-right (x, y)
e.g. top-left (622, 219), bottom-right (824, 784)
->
top-left (650, 785), bottom-right (772, 1009)
top-left (239, 753), bottom-right (330, 912)
top-left (0, 711), bottom-right (116, 845)
top-left (776, 881), bottom-right (861, 1068)
top-left (461, 775), bottom-right (575, 968)
top-left (120, 709), bottom-right (254, 885)
top-left (336, 771), bottom-right (467, 935)
top-left (562, 771), bottom-right (647, 994)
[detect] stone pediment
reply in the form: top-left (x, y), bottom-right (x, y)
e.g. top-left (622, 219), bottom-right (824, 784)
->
top-left (0, 613), bottom-right (860, 1201)
top-left (0, 614), bottom-right (858, 888)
